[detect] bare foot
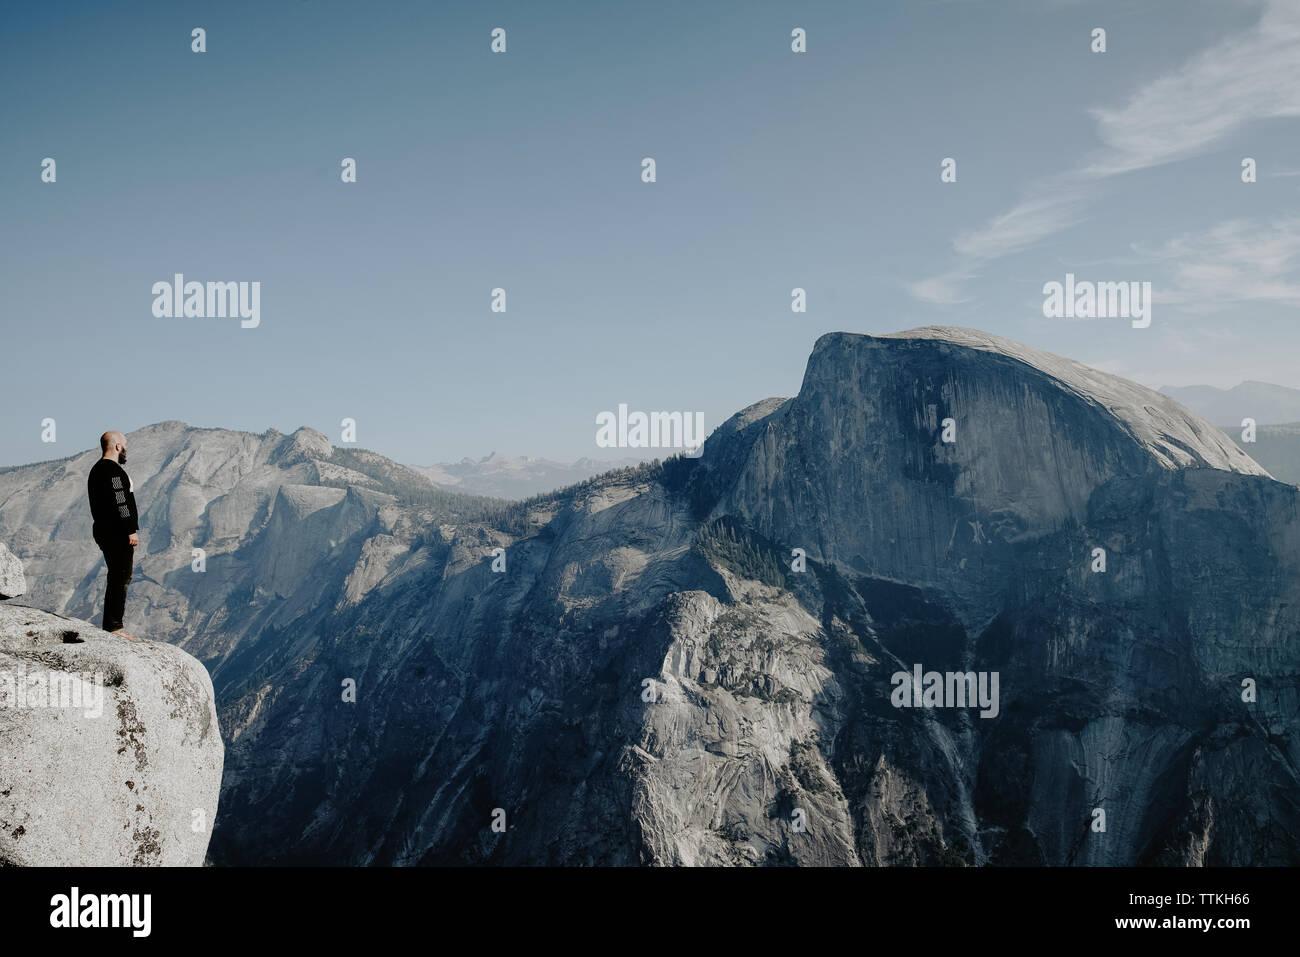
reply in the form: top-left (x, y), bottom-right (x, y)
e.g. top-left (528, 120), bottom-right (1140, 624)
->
top-left (111, 629), bottom-right (137, 641)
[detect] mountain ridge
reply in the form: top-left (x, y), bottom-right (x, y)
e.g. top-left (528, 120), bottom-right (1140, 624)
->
top-left (1, 327), bottom-right (1295, 866)
top-left (1159, 379), bottom-right (1300, 426)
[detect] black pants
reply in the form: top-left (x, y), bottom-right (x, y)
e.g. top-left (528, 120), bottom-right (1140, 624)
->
top-left (95, 534), bottom-right (134, 632)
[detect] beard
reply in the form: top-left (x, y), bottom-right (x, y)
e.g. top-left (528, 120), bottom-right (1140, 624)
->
top-left (117, 452), bottom-right (127, 465)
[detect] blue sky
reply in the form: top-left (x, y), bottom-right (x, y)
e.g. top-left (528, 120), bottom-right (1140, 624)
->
top-left (2, 0), bottom-right (1298, 467)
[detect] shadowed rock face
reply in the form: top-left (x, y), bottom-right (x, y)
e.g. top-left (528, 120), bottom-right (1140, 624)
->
top-left (1, 329), bottom-right (1296, 866)
top-left (0, 604), bottom-right (223, 866)
top-left (718, 330), bottom-right (1267, 631)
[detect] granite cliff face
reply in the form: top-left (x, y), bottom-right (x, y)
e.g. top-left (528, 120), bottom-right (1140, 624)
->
top-left (0, 602), bottom-right (223, 866)
top-left (1, 328), bottom-right (1295, 866)
top-left (718, 328), bottom-right (1266, 632)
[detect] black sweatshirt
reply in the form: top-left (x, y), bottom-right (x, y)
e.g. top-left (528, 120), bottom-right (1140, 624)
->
top-left (87, 458), bottom-right (139, 540)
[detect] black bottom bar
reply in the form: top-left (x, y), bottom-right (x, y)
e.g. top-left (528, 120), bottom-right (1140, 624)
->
top-left (2, 866), bottom-right (1282, 943)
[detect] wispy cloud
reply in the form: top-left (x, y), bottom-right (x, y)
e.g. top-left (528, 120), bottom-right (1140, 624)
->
top-left (951, 180), bottom-right (1090, 261)
top-left (910, 0), bottom-right (1300, 303)
top-left (1084, 2), bottom-right (1300, 178)
top-left (1139, 217), bottom-right (1300, 308)
top-left (907, 270), bottom-right (976, 305)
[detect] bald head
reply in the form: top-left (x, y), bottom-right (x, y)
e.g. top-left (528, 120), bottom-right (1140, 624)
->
top-left (100, 431), bottom-right (127, 464)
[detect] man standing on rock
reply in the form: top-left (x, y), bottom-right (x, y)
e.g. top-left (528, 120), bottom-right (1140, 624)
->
top-left (87, 431), bottom-right (139, 640)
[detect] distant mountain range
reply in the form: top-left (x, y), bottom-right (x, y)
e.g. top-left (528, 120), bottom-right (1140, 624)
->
top-left (411, 453), bottom-right (645, 500)
top-left (1159, 381), bottom-right (1300, 485)
top-left (2, 328), bottom-right (1298, 866)
top-left (1228, 423), bottom-right (1300, 488)
top-left (1159, 381), bottom-right (1300, 426)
